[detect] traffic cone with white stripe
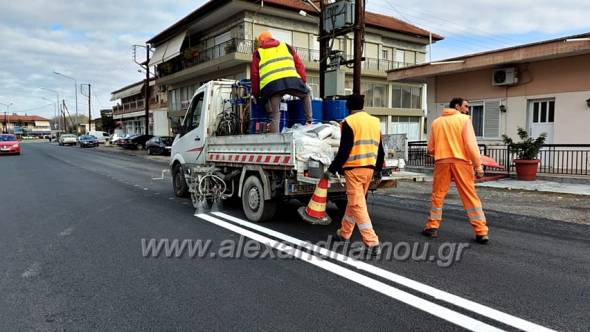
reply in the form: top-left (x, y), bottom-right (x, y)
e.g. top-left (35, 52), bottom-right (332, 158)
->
top-left (297, 178), bottom-right (332, 225)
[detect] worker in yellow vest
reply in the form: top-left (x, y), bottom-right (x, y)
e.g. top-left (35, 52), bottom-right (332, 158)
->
top-left (251, 31), bottom-right (312, 133)
top-left (422, 97), bottom-right (490, 244)
top-left (325, 94), bottom-right (385, 257)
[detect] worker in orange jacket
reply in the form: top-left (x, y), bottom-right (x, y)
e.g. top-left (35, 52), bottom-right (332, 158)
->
top-left (422, 97), bottom-right (489, 244)
top-left (325, 94), bottom-right (385, 256)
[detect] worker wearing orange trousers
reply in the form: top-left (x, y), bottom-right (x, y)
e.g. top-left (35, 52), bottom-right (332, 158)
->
top-left (325, 94), bottom-right (384, 256)
top-left (422, 97), bottom-right (489, 244)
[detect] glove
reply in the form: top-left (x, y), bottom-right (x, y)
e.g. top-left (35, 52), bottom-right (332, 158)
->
top-left (322, 170), bottom-right (333, 179)
top-left (373, 171), bottom-right (382, 182)
top-left (475, 167), bottom-right (484, 179)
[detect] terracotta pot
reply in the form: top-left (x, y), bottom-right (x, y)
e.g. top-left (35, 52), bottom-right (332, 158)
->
top-left (514, 159), bottom-right (540, 181)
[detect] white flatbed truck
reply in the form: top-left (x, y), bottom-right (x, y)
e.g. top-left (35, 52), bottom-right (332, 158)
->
top-left (170, 79), bottom-right (424, 222)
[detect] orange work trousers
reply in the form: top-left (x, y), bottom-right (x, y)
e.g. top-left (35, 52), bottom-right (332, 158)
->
top-left (340, 168), bottom-right (379, 246)
top-left (425, 162), bottom-right (489, 236)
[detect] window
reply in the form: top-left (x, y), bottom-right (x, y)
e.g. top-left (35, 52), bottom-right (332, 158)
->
top-left (361, 82), bottom-right (389, 108)
top-left (394, 49), bottom-right (404, 64)
top-left (531, 100), bottom-right (555, 123)
top-left (470, 104), bottom-right (484, 137)
top-left (381, 49), bottom-right (389, 60)
top-left (184, 93), bottom-right (204, 131)
top-left (390, 116), bottom-right (421, 141)
top-left (391, 84), bottom-right (422, 109)
top-left (469, 100), bottom-right (501, 138)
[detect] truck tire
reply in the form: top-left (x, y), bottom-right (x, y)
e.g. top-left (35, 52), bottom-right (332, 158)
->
top-left (242, 175), bottom-right (276, 223)
top-left (172, 164), bottom-right (189, 198)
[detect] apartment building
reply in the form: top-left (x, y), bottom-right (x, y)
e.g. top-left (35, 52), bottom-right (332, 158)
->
top-left (146, 0), bottom-right (442, 139)
top-left (110, 79), bottom-right (170, 136)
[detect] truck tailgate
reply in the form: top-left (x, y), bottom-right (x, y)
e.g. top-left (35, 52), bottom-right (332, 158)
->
top-left (206, 133), bottom-right (295, 168)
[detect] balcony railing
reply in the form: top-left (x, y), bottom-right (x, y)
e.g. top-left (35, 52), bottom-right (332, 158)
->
top-left (157, 38), bottom-right (418, 77)
top-left (112, 99), bottom-right (165, 115)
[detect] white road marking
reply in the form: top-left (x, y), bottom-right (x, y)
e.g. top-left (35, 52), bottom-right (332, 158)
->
top-left (196, 213), bottom-right (503, 332)
top-left (212, 211), bottom-right (555, 332)
top-left (22, 262), bottom-right (41, 279)
top-left (58, 227), bottom-right (74, 237)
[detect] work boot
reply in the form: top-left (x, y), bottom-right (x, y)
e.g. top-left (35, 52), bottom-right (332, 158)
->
top-left (335, 229), bottom-right (349, 242)
top-left (421, 228), bottom-right (439, 238)
top-left (365, 244), bottom-right (382, 258)
top-left (475, 234), bottom-right (489, 244)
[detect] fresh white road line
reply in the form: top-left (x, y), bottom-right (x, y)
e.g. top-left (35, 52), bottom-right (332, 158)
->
top-left (196, 213), bottom-right (503, 332)
top-left (212, 211), bottom-right (555, 332)
top-left (22, 262), bottom-right (41, 279)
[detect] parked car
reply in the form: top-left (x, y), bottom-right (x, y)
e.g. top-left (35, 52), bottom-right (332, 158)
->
top-left (58, 134), bottom-right (77, 146)
top-left (0, 134), bottom-right (20, 155)
top-left (78, 135), bottom-right (99, 148)
top-left (146, 136), bottom-right (174, 155)
top-left (120, 134), bottom-right (153, 150)
top-left (116, 134), bottom-right (138, 148)
top-left (88, 131), bottom-right (109, 144)
top-left (109, 133), bottom-right (126, 145)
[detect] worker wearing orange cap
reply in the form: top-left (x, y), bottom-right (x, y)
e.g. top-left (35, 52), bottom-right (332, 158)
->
top-left (422, 97), bottom-right (490, 244)
top-left (250, 31), bottom-right (312, 133)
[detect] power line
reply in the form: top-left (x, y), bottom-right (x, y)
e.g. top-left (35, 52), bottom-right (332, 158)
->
top-left (382, 1), bottom-right (523, 46)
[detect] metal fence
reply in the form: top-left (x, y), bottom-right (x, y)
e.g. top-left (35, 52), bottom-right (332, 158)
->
top-left (407, 141), bottom-right (590, 176)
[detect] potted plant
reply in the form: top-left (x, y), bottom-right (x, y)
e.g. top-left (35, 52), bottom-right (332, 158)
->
top-left (502, 127), bottom-right (546, 181)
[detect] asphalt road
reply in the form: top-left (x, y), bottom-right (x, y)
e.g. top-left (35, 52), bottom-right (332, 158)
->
top-left (1, 142), bottom-right (588, 331)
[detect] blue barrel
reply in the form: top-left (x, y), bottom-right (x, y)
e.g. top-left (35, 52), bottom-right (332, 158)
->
top-left (323, 99), bottom-right (348, 122)
top-left (287, 99), bottom-right (323, 126)
top-left (249, 103), bottom-right (288, 133)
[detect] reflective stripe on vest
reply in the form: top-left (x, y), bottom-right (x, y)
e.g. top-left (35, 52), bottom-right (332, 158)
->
top-left (343, 112), bottom-right (381, 168)
top-left (258, 42), bottom-right (301, 90)
top-left (431, 109), bottom-right (471, 161)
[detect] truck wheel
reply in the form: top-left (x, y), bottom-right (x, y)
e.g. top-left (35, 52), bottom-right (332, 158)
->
top-left (172, 164), bottom-right (189, 198)
top-left (242, 175), bottom-right (276, 222)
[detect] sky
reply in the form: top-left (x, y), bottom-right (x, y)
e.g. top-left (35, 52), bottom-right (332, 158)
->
top-left (0, 0), bottom-right (589, 120)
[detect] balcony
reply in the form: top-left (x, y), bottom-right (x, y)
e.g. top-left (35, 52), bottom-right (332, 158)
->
top-left (157, 38), bottom-right (418, 78)
top-left (112, 99), bottom-right (166, 116)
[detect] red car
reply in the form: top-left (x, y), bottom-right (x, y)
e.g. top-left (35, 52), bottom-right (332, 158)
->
top-left (0, 134), bottom-right (20, 155)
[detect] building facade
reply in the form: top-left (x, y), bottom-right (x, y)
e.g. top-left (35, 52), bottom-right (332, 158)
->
top-left (387, 33), bottom-right (590, 145)
top-left (146, 0), bottom-right (441, 139)
top-left (110, 79), bottom-right (170, 136)
top-left (1, 114), bottom-right (51, 136)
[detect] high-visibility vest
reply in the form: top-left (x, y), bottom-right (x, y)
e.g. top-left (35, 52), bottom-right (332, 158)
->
top-left (431, 109), bottom-right (471, 161)
top-left (343, 112), bottom-right (381, 168)
top-left (258, 42), bottom-right (301, 90)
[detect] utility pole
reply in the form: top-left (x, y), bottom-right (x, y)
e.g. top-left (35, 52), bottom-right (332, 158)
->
top-left (145, 44), bottom-right (150, 135)
top-left (353, 0), bottom-right (365, 95)
top-left (88, 84), bottom-right (92, 131)
top-left (319, 0), bottom-right (327, 99)
top-left (81, 83), bottom-right (92, 133)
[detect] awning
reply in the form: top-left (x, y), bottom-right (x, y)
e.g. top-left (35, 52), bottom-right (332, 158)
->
top-left (148, 31), bottom-right (187, 67)
top-left (110, 83), bottom-right (145, 101)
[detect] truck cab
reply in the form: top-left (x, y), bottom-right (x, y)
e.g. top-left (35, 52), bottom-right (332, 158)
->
top-left (170, 80), bottom-right (234, 197)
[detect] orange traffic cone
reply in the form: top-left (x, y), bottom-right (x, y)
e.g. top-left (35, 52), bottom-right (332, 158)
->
top-left (297, 177), bottom-right (332, 225)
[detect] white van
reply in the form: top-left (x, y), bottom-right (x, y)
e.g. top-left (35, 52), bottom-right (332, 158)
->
top-left (88, 131), bottom-right (109, 144)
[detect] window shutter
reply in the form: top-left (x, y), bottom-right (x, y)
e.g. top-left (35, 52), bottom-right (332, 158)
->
top-left (484, 100), bottom-right (500, 138)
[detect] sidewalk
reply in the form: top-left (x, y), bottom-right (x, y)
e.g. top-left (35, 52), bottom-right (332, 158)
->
top-left (384, 176), bottom-right (590, 225)
top-left (95, 144), bottom-right (170, 165)
top-left (478, 179), bottom-right (590, 196)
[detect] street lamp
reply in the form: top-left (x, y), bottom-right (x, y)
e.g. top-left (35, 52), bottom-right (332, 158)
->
top-left (0, 102), bottom-right (13, 134)
top-left (41, 87), bottom-right (60, 131)
top-left (53, 71), bottom-right (78, 124)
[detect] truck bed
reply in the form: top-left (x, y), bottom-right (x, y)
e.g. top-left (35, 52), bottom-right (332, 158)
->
top-left (206, 132), bottom-right (296, 169)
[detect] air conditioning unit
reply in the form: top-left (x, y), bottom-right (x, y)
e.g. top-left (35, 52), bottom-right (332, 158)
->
top-left (492, 67), bottom-right (518, 86)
